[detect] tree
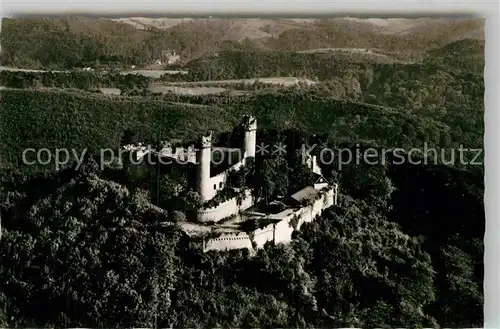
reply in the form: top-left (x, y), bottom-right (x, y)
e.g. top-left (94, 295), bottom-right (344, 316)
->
top-left (260, 156), bottom-right (289, 203)
top-left (296, 196), bottom-right (436, 327)
top-left (0, 169), bottom-right (180, 327)
top-left (184, 190), bottom-right (202, 213)
top-left (121, 128), bottom-right (138, 146)
top-left (338, 159), bottom-right (395, 208)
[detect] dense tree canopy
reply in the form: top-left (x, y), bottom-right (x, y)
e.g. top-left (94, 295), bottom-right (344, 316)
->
top-left (0, 23), bottom-right (485, 327)
top-left (0, 146), bottom-right (484, 327)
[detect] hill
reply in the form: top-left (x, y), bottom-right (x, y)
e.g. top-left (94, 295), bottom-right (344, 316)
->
top-left (0, 15), bottom-right (486, 329)
top-left (0, 87), bottom-right (485, 328)
top-left (0, 17), bottom-right (157, 68)
top-left (0, 149), bottom-right (484, 327)
top-left (0, 17), bottom-right (485, 69)
top-left (113, 17), bottom-right (485, 40)
top-left (427, 38), bottom-right (485, 57)
top-left (423, 39), bottom-right (484, 73)
top-left (0, 87), bottom-right (483, 174)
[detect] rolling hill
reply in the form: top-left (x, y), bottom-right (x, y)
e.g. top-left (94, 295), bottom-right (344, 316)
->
top-left (424, 38), bottom-right (485, 72)
top-left (0, 16), bottom-right (485, 69)
top-left (112, 17), bottom-right (485, 40)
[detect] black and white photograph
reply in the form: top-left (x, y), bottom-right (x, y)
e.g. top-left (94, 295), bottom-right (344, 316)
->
top-left (0, 2), bottom-right (496, 328)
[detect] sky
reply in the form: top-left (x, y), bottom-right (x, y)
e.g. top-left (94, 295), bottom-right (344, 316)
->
top-left (0, 0), bottom-right (495, 17)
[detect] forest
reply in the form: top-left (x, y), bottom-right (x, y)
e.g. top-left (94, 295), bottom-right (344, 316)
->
top-left (0, 17), bottom-right (485, 328)
top-left (0, 131), bottom-right (484, 328)
top-left (0, 85), bottom-right (485, 328)
top-left (0, 16), bottom-right (484, 71)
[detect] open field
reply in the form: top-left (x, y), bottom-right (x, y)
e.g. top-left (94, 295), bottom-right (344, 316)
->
top-left (0, 66), bottom-right (67, 73)
top-left (148, 85), bottom-right (229, 95)
top-left (123, 69), bottom-right (188, 77)
top-left (169, 77), bottom-right (317, 87)
top-left (297, 47), bottom-right (388, 56)
top-left (0, 66), bottom-right (188, 77)
top-left (146, 77), bottom-right (318, 95)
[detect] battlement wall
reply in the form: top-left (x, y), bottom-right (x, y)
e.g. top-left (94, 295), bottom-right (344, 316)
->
top-left (203, 232), bottom-right (253, 251)
top-left (197, 189), bottom-right (254, 223)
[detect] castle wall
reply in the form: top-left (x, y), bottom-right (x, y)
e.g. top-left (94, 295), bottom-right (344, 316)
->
top-left (274, 217), bottom-right (296, 244)
top-left (202, 185), bottom-right (338, 252)
top-left (271, 187), bottom-right (336, 235)
top-left (253, 224), bottom-right (275, 248)
top-left (123, 145), bottom-right (149, 161)
top-left (207, 157), bottom-right (246, 200)
top-left (197, 189), bottom-right (254, 222)
top-left (159, 146), bottom-right (197, 164)
top-left (206, 172), bottom-right (226, 201)
top-left (204, 232), bottom-right (253, 252)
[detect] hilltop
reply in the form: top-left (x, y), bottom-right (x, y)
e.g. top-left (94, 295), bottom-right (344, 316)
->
top-left (424, 38), bottom-right (485, 72)
top-left (108, 17), bottom-right (485, 58)
top-left (111, 17), bottom-right (484, 39)
top-left (0, 15), bottom-right (485, 327)
top-left (0, 17), bottom-right (484, 69)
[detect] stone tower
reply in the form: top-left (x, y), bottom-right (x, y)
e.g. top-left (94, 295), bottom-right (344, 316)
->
top-left (242, 115), bottom-right (257, 158)
top-left (196, 131), bottom-right (212, 202)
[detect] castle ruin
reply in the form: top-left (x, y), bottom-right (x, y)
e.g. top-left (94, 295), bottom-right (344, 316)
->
top-left (124, 115), bottom-right (338, 253)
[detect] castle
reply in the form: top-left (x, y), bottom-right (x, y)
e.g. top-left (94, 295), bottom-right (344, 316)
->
top-left (124, 115), bottom-right (338, 252)
top-left (195, 115), bottom-right (257, 206)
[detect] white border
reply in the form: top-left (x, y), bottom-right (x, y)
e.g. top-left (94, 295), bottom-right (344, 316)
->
top-left (1, 1), bottom-right (498, 328)
top-left (0, 1), bottom-right (498, 16)
top-left (484, 3), bottom-right (499, 329)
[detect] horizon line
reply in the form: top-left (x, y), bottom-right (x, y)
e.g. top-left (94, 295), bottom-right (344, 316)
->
top-left (4, 12), bottom-right (482, 19)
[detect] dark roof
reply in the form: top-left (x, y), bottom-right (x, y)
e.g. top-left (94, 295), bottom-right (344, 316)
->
top-left (290, 186), bottom-right (319, 202)
top-left (314, 175), bottom-right (327, 184)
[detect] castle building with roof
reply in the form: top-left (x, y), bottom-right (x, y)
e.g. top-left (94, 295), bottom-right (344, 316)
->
top-left (124, 115), bottom-right (338, 252)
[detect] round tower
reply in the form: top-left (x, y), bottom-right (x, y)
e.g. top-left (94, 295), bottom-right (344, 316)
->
top-left (196, 131), bottom-right (212, 202)
top-left (242, 115), bottom-right (257, 158)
